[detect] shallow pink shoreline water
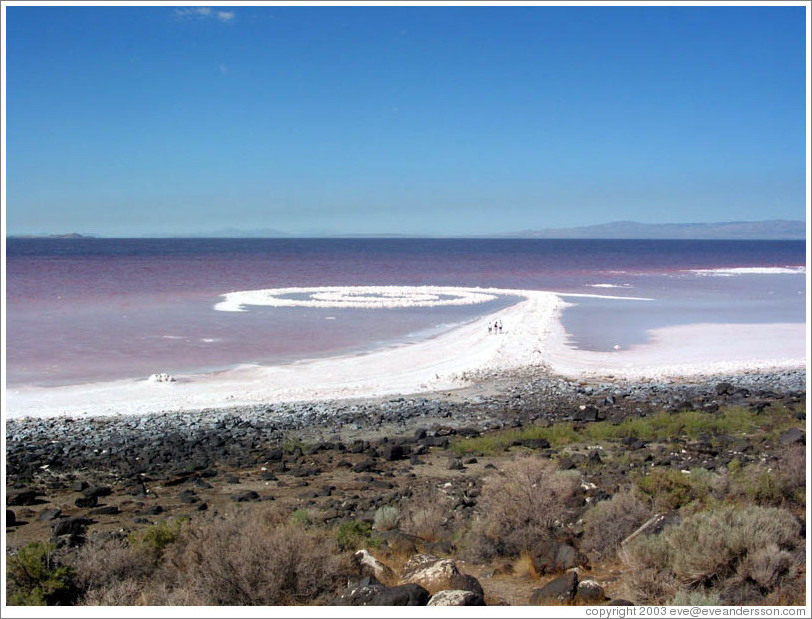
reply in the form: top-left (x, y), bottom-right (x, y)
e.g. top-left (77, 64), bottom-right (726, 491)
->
top-left (4, 290), bottom-right (806, 419)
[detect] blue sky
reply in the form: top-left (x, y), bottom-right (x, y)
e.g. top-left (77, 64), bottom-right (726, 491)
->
top-left (3, 2), bottom-right (808, 237)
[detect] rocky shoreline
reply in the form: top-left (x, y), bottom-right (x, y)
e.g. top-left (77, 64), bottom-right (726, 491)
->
top-left (5, 366), bottom-right (807, 606)
top-left (6, 366), bottom-right (806, 483)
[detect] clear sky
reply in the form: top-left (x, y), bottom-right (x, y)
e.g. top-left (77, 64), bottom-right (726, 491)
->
top-left (2, 2), bottom-right (809, 237)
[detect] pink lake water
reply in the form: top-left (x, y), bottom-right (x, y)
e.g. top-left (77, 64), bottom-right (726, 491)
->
top-left (5, 238), bottom-right (806, 387)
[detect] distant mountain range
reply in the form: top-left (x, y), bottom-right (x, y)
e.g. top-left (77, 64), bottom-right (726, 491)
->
top-left (504, 220), bottom-right (806, 240)
top-left (7, 232), bottom-right (96, 239)
top-left (7, 220), bottom-right (806, 240)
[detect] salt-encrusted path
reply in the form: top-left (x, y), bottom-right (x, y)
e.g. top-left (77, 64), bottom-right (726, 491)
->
top-left (4, 287), bottom-right (805, 419)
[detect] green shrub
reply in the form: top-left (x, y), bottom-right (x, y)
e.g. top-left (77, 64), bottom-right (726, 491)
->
top-left (728, 445), bottom-right (806, 507)
top-left (635, 468), bottom-right (695, 510)
top-left (335, 520), bottom-right (379, 552)
top-left (281, 437), bottom-right (305, 455)
top-left (129, 518), bottom-right (184, 559)
top-left (450, 405), bottom-right (785, 457)
top-left (290, 509), bottom-right (312, 526)
top-left (6, 542), bottom-right (76, 606)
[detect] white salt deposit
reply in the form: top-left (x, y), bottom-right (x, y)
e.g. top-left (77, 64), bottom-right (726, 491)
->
top-left (214, 285), bottom-right (499, 311)
top-left (4, 286), bottom-right (806, 419)
top-left (687, 266), bottom-right (806, 276)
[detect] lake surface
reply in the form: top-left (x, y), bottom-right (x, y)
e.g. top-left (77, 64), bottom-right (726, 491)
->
top-left (5, 238), bottom-right (806, 386)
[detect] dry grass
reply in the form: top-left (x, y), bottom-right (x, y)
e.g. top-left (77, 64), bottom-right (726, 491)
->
top-left (620, 505), bottom-right (804, 605)
top-left (581, 488), bottom-right (652, 559)
top-left (464, 455), bottom-right (581, 560)
top-left (154, 507), bottom-right (347, 605)
top-left (73, 535), bottom-right (155, 597)
top-left (400, 485), bottom-right (455, 542)
top-left (73, 505), bottom-right (351, 606)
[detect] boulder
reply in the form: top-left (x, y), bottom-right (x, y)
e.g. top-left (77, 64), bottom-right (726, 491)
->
top-left (8, 490), bottom-right (39, 506)
top-left (573, 406), bottom-right (600, 422)
top-left (6, 509), bottom-right (17, 527)
top-left (333, 576), bottom-right (386, 605)
top-left (266, 448), bottom-right (284, 461)
top-left (353, 458), bottom-right (377, 473)
top-left (75, 495), bottom-right (98, 508)
top-left (230, 491), bottom-right (259, 502)
top-left (400, 554), bottom-right (483, 595)
top-left (716, 382), bottom-right (734, 395)
top-left (522, 438), bottom-right (551, 450)
top-left (576, 579), bottom-right (606, 604)
top-left (427, 590), bottom-right (486, 606)
top-left (382, 444), bottom-right (405, 461)
top-left (179, 490), bottom-right (200, 504)
top-left (371, 583), bottom-right (430, 606)
top-left (447, 457), bottom-right (464, 470)
top-left (51, 517), bottom-right (92, 538)
top-left (38, 509), bottom-right (63, 521)
top-left (82, 485), bottom-right (112, 499)
top-left (531, 540), bottom-right (589, 575)
top-left (335, 584), bottom-right (385, 606)
top-left (529, 570), bottom-right (578, 605)
top-left (89, 505), bottom-right (121, 516)
top-left (779, 427), bottom-right (805, 446)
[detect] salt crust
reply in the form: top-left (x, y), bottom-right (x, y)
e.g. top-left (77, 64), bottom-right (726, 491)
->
top-left (4, 287), bottom-right (806, 419)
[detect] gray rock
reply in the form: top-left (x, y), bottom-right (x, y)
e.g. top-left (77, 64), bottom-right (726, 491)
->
top-left (89, 505), bottom-right (120, 516)
top-left (38, 509), bottom-right (62, 521)
top-left (75, 495), bottom-right (99, 508)
top-left (51, 517), bottom-right (92, 538)
top-left (716, 382), bottom-right (734, 395)
top-left (230, 491), bottom-right (260, 502)
top-left (530, 570), bottom-right (578, 604)
top-left (531, 541), bottom-right (589, 574)
top-left (576, 579), bottom-right (606, 604)
top-left (447, 457), bottom-right (464, 470)
top-left (371, 583), bottom-right (430, 606)
top-left (382, 444), bottom-right (405, 461)
top-left (335, 583), bottom-right (386, 606)
top-left (522, 438), bottom-right (551, 449)
top-left (427, 590), bottom-right (486, 606)
top-left (8, 490), bottom-right (39, 506)
top-left (779, 427), bottom-right (805, 445)
top-left (82, 486), bottom-right (112, 499)
top-left (353, 458), bottom-right (377, 473)
top-left (400, 554), bottom-right (482, 596)
top-left (179, 490), bottom-right (200, 504)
